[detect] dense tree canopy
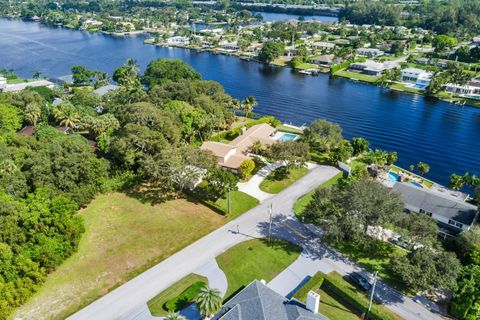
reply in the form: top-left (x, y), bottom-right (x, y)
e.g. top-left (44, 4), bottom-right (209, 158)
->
top-left (143, 58), bottom-right (202, 88)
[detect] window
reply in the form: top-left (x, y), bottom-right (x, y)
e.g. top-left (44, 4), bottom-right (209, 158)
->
top-left (426, 212), bottom-right (432, 217)
top-left (419, 209), bottom-right (425, 214)
top-left (448, 220), bottom-right (463, 229)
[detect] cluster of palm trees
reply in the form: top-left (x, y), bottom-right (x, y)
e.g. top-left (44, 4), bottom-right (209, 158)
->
top-left (241, 96), bottom-right (257, 118)
top-left (450, 172), bottom-right (480, 192)
top-left (165, 285), bottom-right (223, 320)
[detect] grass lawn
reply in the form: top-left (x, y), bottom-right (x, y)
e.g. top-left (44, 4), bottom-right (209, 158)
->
top-left (332, 240), bottom-right (409, 294)
top-left (295, 62), bottom-right (319, 70)
top-left (147, 273), bottom-right (208, 316)
top-left (7, 77), bottom-right (34, 84)
top-left (293, 172), bottom-right (343, 215)
top-left (259, 166), bottom-right (309, 194)
top-left (213, 190), bottom-right (259, 220)
top-left (334, 70), bottom-right (379, 83)
top-left (389, 83), bottom-right (423, 94)
top-left (276, 124), bottom-right (304, 134)
top-left (271, 56), bottom-right (292, 66)
top-left (216, 239), bottom-right (302, 299)
top-left (14, 193), bottom-right (226, 320)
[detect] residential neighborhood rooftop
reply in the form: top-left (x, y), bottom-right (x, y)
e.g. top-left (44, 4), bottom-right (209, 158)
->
top-left (212, 280), bottom-right (329, 320)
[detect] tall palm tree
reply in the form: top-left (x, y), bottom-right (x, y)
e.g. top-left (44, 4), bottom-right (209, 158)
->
top-left (241, 96), bottom-right (257, 118)
top-left (24, 103), bottom-right (42, 126)
top-left (165, 313), bottom-right (186, 320)
top-left (53, 103), bottom-right (81, 130)
top-left (196, 285), bottom-right (223, 318)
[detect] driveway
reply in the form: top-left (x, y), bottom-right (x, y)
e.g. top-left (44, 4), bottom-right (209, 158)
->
top-left (237, 160), bottom-right (282, 202)
top-left (69, 165), bottom-right (340, 320)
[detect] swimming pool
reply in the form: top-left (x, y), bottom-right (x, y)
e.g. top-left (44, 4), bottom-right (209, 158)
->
top-left (278, 133), bottom-right (299, 142)
top-left (410, 182), bottom-right (423, 188)
top-left (388, 172), bottom-right (399, 183)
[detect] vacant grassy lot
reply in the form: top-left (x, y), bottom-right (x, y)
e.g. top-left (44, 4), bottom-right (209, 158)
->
top-left (389, 83), bottom-right (423, 94)
top-left (147, 273), bottom-right (208, 316)
top-left (216, 239), bottom-right (302, 299)
top-left (293, 172), bottom-right (343, 215)
top-left (334, 70), bottom-right (379, 83)
top-left (276, 124), bottom-right (304, 134)
top-left (14, 193), bottom-right (226, 320)
top-left (214, 190), bottom-right (259, 220)
top-left (260, 166), bottom-right (309, 194)
top-left (295, 62), bottom-right (319, 70)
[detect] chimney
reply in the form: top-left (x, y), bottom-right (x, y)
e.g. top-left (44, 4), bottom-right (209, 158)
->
top-left (306, 291), bottom-right (320, 314)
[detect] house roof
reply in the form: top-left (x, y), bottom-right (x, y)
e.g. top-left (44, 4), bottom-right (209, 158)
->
top-left (230, 123), bottom-right (276, 153)
top-left (93, 84), bottom-right (118, 96)
top-left (392, 182), bottom-right (478, 225)
top-left (18, 126), bottom-right (34, 136)
top-left (212, 280), bottom-right (329, 320)
top-left (201, 141), bottom-right (236, 158)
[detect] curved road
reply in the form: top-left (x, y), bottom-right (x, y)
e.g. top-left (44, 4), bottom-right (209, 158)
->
top-left (69, 165), bottom-right (441, 320)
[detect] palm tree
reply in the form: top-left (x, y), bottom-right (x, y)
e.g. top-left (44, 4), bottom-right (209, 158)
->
top-left (24, 103), bottom-right (42, 126)
top-left (241, 96), bottom-right (257, 118)
top-left (196, 285), bottom-right (223, 318)
top-left (53, 103), bottom-right (81, 130)
top-left (165, 313), bottom-right (186, 320)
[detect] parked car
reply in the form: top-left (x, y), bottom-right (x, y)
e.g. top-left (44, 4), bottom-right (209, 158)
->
top-left (347, 272), bottom-right (372, 292)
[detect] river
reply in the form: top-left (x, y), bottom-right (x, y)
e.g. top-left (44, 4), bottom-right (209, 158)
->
top-left (0, 18), bottom-right (479, 187)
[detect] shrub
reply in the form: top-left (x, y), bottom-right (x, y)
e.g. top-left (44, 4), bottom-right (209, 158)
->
top-left (238, 159), bottom-right (255, 179)
top-left (165, 281), bottom-right (206, 312)
top-left (293, 272), bottom-right (325, 302)
top-left (269, 166), bottom-right (289, 181)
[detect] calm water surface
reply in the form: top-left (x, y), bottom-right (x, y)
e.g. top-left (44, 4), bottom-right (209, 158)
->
top-left (257, 12), bottom-right (338, 22)
top-left (0, 19), bottom-right (479, 186)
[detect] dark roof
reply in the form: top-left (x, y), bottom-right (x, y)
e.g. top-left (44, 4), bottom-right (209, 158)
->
top-left (392, 182), bottom-right (478, 226)
top-left (212, 280), bottom-right (328, 320)
top-left (18, 126), bottom-right (34, 136)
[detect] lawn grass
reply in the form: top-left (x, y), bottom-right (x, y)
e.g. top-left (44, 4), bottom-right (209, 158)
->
top-left (334, 70), bottom-right (379, 83)
top-left (216, 239), bottom-right (302, 299)
top-left (332, 240), bottom-right (409, 294)
top-left (271, 56), bottom-right (292, 66)
top-left (295, 62), bottom-right (319, 70)
top-left (259, 166), bottom-right (309, 194)
top-left (147, 273), bottom-right (208, 316)
top-left (276, 124), bottom-right (304, 134)
top-left (7, 77), bottom-right (34, 84)
top-left (389, 83), bottom-right (423, 94)
top-left (213, 190), bottom-right (259, 220)
top-left (293, 172), bottom-right (343, 215)
top-left (14, 193), bottom-right (226, 320)
top-left (323, 272), bottom-right (404, 320)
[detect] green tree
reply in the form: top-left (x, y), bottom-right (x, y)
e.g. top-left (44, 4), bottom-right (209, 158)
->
top-left (164, 313), bottom-right (186, 320)
top-left (258, 41), bottom-right (285, 63)
top-left (303, 119), bottom-right (343, 153)
top-left (432, 35), bottom-right (458, 53)
top-left (238, 159), bottom-right (255, 180)
top-left (392, 213), bottom-right (438, 246)
top-left (267, 141), bottom-right (309, 172)
top-left (143, 58), bottom-right (201, 88)
top-left (391, 247), bottom-right (461, 292)
top-left (71, 65), bottom-right (94, 86)
top-left (24, 103), bottom-right (42, 126)
top-left (0, 104), bottom-right (23, 140)
top-left (451, 265), bottom-right (480, 320)
top-left (204, 168), bottom-right (239, 200)
top-left (241, 96), bottom-right (257, 118)
top-left (330, 140), bottom-right (353, 163)
top-left (113, 58), bottom-right (142, 88)
top-left (52, 102), bottom-right (81, 129)
top-left (351, 137), bottom-right (369, 156)
top-left (416, 162), bottom-right (430, 176)
top-left (196, 285), bottom-right (223, 317)
top-left (449, 173), bottom-right (465, 190)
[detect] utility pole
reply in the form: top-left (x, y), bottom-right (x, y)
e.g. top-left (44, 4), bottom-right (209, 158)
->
top-left (268, 203), bottom-right (273, 242)
top-left (366, 271), bottom-right (378, 320)
top-left (227, 187), bottom-right (231, 215)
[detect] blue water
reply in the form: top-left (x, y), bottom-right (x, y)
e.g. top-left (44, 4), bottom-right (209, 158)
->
top-left (389, 172), bottom-right (399, 184)
top-left (0, 19), bottom-right (479, 187)
top-left (278, 133), bottom-right (298, 142)
top-left (410, 182), bottom-right (423, 188)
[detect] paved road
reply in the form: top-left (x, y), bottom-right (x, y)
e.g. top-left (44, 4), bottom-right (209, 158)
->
top-left (69, 165), bottom-right (340, 320)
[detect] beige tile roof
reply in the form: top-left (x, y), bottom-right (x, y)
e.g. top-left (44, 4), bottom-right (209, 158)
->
top-left (201, 123), bottom-right (276, 169)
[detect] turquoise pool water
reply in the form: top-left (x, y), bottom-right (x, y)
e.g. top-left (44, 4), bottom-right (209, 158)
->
top-left (278, 133), bottom-right (298, 142)
top-left (410, 182), bottom-right (423, 188)
top-left (388, 172), bottom-right (399, 183)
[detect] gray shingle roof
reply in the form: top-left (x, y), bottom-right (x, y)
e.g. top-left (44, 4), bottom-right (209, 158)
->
top-left (392, 182), bottom-right (478, 225)
top-left (212, 280), bottom-right (329, 320)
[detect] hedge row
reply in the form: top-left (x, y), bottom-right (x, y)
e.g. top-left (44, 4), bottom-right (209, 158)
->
top-left (293, 272), bottom-right (325, 302)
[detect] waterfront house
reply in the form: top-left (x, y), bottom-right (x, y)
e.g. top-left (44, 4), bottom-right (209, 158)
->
top-left (201, 123), bottom-right (276, 170)
top-left (2, 80), bottom-right (54, 93)
top-left (311, 41), bottom-right (336, 52)
top-left (211, 280), bottom-right (329, 320)
top-left (349, 60), bottom-right (398, 76)
top-left (401, 68), bottom-right (433, 89)
top-left (312, 54), bottom-right (336, 67)
top-left (167, 36), bottom-right (190, 46)
top-left (445, 78), bottom-right (480, 99)
top-left (356, 48), bottom-right (385, 58)
top-left (94, 84), bottom-right (118, 97)
top-left (392, 182), bottom-right (478, 237)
